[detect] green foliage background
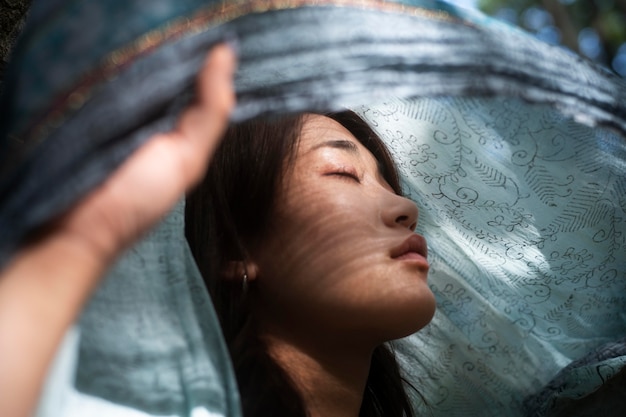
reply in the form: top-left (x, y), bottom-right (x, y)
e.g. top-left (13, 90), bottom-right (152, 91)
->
top-left (479, 0), bottom-right (626, 75)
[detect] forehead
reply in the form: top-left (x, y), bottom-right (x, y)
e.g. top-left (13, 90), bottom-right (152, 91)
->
top-left (298, 114), bottom-right (374, 160)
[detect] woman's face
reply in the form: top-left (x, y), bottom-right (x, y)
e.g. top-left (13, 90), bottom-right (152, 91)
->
top-left (250, 114), bottom-right (435, 347)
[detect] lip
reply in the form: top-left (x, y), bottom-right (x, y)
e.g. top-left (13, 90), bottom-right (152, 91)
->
top-left (391, 234), bottom-right (429, 269)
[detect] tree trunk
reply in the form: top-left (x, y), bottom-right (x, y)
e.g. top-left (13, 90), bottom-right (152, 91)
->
top-left (541, 0), bottom-right (581, 53)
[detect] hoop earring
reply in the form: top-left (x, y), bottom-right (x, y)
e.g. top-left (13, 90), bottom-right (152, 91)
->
top-left (242, 272), bottom-right (248, 293)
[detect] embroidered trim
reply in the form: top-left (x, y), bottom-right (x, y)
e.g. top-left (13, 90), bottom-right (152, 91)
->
top-left (29, 0), bottom-right (456, 142)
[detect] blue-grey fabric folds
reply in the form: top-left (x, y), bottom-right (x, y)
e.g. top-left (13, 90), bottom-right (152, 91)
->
top-left (1, 1), bottom-right (625, 416)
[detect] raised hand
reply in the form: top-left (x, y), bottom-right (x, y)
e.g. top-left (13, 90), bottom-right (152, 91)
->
top-left (0, 44), bottom-right (236, 417)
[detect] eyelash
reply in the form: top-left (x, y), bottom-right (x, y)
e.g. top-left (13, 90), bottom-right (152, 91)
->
top-left (327, 168), bottom-right (361, 183)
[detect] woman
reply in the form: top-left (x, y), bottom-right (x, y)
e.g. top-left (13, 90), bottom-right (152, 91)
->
top-left (0, 49), bottom-right (434, 417)
top-left (186, 111), bottom-right (435, 416)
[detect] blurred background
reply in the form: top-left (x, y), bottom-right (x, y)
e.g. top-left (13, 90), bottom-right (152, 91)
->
top-left (450, 0), bottom-right (626, 77)
top-left (0, 0), bottom-right (625, 82)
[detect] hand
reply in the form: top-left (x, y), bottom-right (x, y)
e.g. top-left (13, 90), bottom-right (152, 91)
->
top-left (56, 43), bottom-right (237, 263)
top-left (0, 44), bottom-right (236, 417)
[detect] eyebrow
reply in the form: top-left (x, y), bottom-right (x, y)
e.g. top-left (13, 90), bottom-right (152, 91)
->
top-left (311, 139), bottom-right (360, 155)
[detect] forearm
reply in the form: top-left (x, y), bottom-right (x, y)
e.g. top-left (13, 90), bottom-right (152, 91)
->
top-left (0, 233), bottom-right (108, 417)
top-left (0, 43), bottom-right (235, 417)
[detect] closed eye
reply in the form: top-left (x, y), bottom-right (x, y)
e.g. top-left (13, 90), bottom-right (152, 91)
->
top-left (326, 168), bottom-right (361, 183)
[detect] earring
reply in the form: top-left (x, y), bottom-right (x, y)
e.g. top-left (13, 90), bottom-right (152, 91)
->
top-left (242, 272), bottom-right (248, 293)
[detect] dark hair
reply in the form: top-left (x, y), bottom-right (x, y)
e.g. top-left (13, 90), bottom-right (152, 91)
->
top-left (185, 111), bottom-right (416, 417)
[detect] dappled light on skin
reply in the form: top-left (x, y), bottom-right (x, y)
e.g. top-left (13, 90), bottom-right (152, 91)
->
top-left (236, 114), bottom-right (435, 417)
top-left (250, 115), bottom-right (435, 355)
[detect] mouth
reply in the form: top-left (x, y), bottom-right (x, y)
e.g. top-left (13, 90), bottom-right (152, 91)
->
top-left (391, 234), bottom-right (429, 267)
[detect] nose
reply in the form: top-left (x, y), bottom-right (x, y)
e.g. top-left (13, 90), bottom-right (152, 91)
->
top-left (383, 192), bottom-right (419, 231)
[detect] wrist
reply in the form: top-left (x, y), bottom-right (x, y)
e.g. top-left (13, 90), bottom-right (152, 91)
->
top-left (0, 225), bottom-right (112, 336)
top-left (0, 226), bottom-right (110, 417)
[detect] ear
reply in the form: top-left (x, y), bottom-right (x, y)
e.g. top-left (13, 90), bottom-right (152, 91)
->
top-left (220, 260), bottom-right (260, 282)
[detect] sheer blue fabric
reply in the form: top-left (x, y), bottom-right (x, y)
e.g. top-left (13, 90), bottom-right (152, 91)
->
top-left (35, 202), bottom-right (242, 417)
top-left (354, 96), bottom-right (626, 415)
top-left (1, 1), bottom-right (625, 416)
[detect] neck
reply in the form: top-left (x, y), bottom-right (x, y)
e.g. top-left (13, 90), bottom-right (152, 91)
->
top-left (264, 334), bottom-right (373, 417)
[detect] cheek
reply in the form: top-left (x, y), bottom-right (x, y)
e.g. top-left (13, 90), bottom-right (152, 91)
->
top-left (280, 196), bottom-right (379, 274)
top-left (263, 203), bottom-right (375, 285)
top-left (280, 185), bottom-right (376, 246)
top-left (254, 184), bottom-right (434, 339)
top-left (257, 206), bottom-right (433, 340)
top-left (257, 189), bottom-right (380, 299)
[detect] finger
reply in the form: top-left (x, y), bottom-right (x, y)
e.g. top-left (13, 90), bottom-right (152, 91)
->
top-left (173, 43), bottom-right (237, 183)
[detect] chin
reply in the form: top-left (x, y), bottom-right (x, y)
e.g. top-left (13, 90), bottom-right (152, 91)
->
top-left (370, 293), bottom-right (437, 343)
top-left (399, 283), bottom-right (436, 327)
top-left (398, 305), bottom-right (436, 339)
